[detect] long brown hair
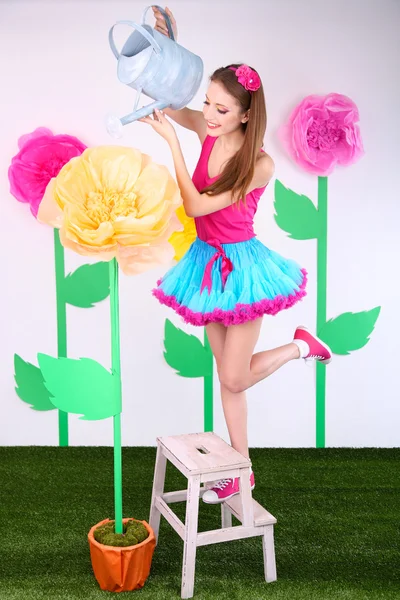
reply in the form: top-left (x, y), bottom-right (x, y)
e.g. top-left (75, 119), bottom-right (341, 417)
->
top-left (201, 64), bottom-right (267, 205)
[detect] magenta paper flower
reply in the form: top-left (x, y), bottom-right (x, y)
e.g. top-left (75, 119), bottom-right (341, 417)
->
top-left (279, 93), bottom-right (364, 176)
top-left (235, 65), bottom-right (261, 92)
top-left (9, 127), bottom-right (86, 217)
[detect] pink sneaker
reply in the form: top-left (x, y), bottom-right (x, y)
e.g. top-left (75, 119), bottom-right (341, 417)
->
top-left (202, 471), bottom-right (255, 504)
top-left (293, 326), bottom-right (332, 364)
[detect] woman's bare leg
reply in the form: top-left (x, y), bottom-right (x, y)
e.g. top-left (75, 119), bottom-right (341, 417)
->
top-left (219, 318), bottom-right (300, 394)
top-left (206, 323), bottom-right (250, 458)
top-left (206, 318), bottom-right (300, 454)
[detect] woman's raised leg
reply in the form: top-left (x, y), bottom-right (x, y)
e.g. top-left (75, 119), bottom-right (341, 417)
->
top-left (219, 318), bottom-right (300, 394)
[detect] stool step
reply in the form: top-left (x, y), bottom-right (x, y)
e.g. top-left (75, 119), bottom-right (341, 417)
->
top-left (158, 432), bottom-right (251, 476)
top-left (225, 495), bottom-right (277, 527)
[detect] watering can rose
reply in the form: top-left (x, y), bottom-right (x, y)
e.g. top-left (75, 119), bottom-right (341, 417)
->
top-left (38, 146), bottom-right (183, 274)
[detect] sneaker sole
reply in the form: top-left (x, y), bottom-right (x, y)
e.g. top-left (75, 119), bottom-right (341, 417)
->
top-left (202, 484), bottom-right (255, 505)
top-left (295, 325), bottom-right (332, 364)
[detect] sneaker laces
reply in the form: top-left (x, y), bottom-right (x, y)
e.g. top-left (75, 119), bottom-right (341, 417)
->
top-left (305, 355), bottom-right (325, 367)
top-left (212, 478), bottom-right (233, 490)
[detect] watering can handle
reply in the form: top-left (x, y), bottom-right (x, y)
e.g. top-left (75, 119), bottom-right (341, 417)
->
top-left (141, 5), bottom-right (175, 41)
top-left (109, 19), bottom-right (162, 60)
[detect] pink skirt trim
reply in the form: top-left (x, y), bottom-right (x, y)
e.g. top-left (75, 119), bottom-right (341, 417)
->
top-left (152, 269), bottom-right (308, 327)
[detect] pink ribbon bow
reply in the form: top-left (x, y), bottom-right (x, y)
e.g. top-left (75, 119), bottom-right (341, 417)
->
top-left (200, 239), bottom-right (234, 295)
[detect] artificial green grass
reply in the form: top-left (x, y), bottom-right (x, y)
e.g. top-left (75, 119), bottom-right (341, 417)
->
top-left (0, 447), bottom-right (399, 599)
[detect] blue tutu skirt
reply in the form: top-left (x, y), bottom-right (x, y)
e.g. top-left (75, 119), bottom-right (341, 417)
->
top-left (152, 237), bottom-right (307, 326)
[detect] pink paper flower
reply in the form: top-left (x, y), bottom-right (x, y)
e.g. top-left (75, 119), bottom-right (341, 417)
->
top-left (279, 93), bottom-right (364, 176)
top-left (235, 65), bottom-right (261, 92)
top-left (9, 127), bottom-right (86, 217)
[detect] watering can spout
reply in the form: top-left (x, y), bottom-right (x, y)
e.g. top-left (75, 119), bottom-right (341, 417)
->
top-left (106, 100), bottom-right (169, 138)
top-left (107, 4), bottom-right (203, 136)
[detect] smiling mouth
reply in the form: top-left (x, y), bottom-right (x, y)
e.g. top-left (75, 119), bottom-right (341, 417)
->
top-left (207, 123), bottom-right (221, 129)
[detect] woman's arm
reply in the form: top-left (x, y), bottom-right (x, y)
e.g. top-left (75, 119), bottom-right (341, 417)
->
top-left (169, 137), bottom-right (275, 217)
top-left (139, 109), bottom-right (274, 216)
top-left (152, 6), bottom-right (207, 143)
top-left (163, 107), bottom-right (207, 143)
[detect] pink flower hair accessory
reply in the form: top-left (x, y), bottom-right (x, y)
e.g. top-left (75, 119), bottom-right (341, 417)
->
top-left (229, 65), bottom-right (261, 92)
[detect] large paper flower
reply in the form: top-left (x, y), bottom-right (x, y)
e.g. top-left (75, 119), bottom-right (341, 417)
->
top-left (38, 146), bottom-right (182, 275)
top-left (9, 127), bottom-right (86, 217)
top-left (279, 93), bottom-right (364, 176)
top-left (168, 205), bottom-right (196, 261)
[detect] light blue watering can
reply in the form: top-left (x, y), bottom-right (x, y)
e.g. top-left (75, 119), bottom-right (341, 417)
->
top-left (106, 5), bottom-right (204, 137)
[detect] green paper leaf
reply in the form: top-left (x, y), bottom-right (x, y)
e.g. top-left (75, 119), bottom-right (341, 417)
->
top-left (274, 179), bottom-right (319, 239)
top-left (318, 307), bottom-right (381, 355)
top-left (14, 354), bottom-right (56, 411)
top-left (64, 262), bottom-right (110, 308)
top-left (164, 319), bottom-right (212, 378)
top-left (37, 354), bottom-right (120, 420)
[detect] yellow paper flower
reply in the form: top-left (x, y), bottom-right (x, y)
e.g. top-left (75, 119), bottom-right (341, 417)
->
top-left (38, 146), bottom-right (183, 275)
top-left (168, 205), bottom-right (197, 262)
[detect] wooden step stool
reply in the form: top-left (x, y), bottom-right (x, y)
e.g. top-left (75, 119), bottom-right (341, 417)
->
top-left (149, 432), bottom-right (277, 599)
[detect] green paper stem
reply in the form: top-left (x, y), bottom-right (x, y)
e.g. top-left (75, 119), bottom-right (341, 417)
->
top-left (54, 229), bottom-right (69, 447)
top-left (203, 330), bottom-right (213, 432)
top-left (109, 259), bottom-right (123, 534)
top-left (316, 176), bottom-right (328, 448)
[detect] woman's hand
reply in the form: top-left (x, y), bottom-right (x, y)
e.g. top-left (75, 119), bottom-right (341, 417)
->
top-left (139, 109), bottom-right (178, 145)
top-left (151, 5), bottom-right (178, 40)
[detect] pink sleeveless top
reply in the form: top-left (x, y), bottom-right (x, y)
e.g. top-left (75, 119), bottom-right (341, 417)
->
top-left (191, 135), bottom-right (267, 244)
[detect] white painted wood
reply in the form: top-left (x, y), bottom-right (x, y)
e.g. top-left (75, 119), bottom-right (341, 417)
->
top-left (155, 497), bottom-right (185, 541)
top-left (225, 495), bottom-right (277, 526)
top-left (262, 525), bottom-right (277, 582)
top-left (149, 443), bottom-right (167, 543)
top-left (181, 475), bottom-right (201, 599)
top-left (158, 432), bottom-right (252, 475)
top-left (221, 503), bottom-right (232, 529)
top-left (239, 467), bottom-right (254, 527)
top-left (200, 468), bottom-right (242, 484)
top-left (162, 489), bottom-right (188, 503)
top-left (158, 439), bottom-right (192, 477)
top-left (149, 433), bottom-right (277, 596)
top-left (162, 488), bottom-right (207, 504)
top-left (197, 525), bottom-right (265, 547)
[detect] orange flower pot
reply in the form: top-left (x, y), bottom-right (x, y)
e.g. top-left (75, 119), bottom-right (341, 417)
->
top-left (88, 518), bottom-right (156, 592)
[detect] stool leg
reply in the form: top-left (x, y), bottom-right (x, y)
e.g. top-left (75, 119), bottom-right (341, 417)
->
top-left (262, 524), bottom-right (277, 582)
top-left (239, 467), bottom-right (254, 527)
top-left (149, 444), bottom-right (167, 544)
top-left (221, 503), bottom-right (232, 528)
top-left (181, 474), bottom-right (201, 599)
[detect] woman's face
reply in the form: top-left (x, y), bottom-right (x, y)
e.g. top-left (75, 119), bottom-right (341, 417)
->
top-left (202, 81), bottom-right (249, 137)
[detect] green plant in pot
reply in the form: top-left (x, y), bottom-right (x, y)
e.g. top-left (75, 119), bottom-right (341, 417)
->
top-left (36, 145), bottom-right (182, 591)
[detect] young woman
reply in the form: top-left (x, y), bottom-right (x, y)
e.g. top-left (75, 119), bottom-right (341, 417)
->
top-left (140, 6), bottom-right (332, 504)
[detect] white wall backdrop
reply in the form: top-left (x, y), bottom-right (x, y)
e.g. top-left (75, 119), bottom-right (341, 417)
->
top-left (1, 0), bottom-right (399, 447)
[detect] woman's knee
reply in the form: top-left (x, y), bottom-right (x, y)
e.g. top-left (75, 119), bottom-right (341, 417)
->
top-left (219, 367), bottom-right (249, 393)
